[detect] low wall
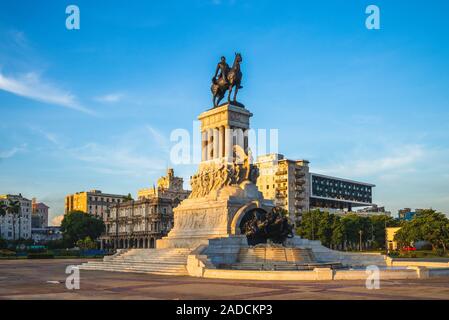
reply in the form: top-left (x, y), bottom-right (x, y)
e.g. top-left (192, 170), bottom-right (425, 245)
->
top-left (386, 257), bottom-right (449, 268)
top-left (185, 237), bottom-right (449, 281)
top-left (187, 263), bottom-right (428, 281)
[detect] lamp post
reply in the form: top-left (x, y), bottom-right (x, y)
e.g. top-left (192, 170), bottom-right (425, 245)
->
top-left (359, 230), bottom-right (363, 251)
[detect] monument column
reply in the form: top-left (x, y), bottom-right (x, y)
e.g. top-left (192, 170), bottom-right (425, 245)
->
top-left (219, 126), bottom-right (225, 158)
top-left (225, 125), bottom-right (233, 162)
top-left (244, 129), bottom-right (249, 155)
top-left (202, 130), bottom-right (207, 161)
top-left (213, 127), bottom-right (220, 159)
top-left (207, 128), bottom-right (213, 160)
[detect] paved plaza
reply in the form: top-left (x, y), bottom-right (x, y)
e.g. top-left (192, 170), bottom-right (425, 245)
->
top-left (0, 259), bottom-right (449, 300)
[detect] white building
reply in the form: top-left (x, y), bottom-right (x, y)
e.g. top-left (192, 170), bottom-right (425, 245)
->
top-left (0, 194), bottom-right (32, 240)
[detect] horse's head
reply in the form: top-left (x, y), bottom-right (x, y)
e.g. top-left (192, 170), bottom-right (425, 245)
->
top-left (235, 52), bottom-right (242, 63)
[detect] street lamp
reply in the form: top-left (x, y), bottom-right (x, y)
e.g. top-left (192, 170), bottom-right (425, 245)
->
top-left (359, 230), bottom-right (363, 251)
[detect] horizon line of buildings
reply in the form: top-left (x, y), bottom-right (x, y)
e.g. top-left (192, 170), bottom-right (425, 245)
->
top-left (2, 153), bottom-right (430, 246)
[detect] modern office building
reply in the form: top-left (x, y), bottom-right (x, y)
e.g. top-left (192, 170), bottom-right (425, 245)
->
top-left (0, 194), bottom-right (32, 240)
top-left (255, 154), bottom-right (376, 220)
top-left (64, 190), bottom-right (128, 217)
top-left (309, 173), bottom-right (375, 212)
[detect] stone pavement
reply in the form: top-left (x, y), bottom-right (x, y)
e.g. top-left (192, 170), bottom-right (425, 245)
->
top-left (1, 259), bottom-right (449, 300)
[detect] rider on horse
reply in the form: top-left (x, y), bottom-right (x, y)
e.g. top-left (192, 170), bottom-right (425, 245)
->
top-left (213, 56), bottom-right (230, 85)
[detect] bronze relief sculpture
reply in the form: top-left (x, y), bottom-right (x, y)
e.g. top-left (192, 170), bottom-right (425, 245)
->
top-left (211, 53), bottom-right (244, 108)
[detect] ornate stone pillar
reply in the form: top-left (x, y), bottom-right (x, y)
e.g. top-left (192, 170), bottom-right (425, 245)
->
top-left (207, 128), bottom-right (213, 161)
top-left (225, 125), bottom-right (233, 162)
top-left (219, 126), bottom-right (225, 158)
top-left (213, 127), bottom-right (220, 159)
top-left (244, 129), bottom-right (249, 155)
top-left (201, 130), bottom-right (207, 162)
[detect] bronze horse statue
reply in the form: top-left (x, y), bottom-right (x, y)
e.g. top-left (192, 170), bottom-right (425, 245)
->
top-left (211, 53), bottom-right (243, 108)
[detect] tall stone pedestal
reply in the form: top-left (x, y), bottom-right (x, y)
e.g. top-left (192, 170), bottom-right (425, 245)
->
top-left (158, 103), bottom-right (273, 249)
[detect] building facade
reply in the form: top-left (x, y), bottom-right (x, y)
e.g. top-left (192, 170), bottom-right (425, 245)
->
top-left (137, 168), bottom-right (190, 203)
top-left (309, 173), bottom-right (375, 212)
top-left (255, 154), bottom-right (377, 220)
top-left (255, 154), bottom-right (310, 222)
top-left (100, 169), bottom-right (190, 249)
top-left (31, 226), bottom-right (62, 243)
top-left (386, 227), bottom-right (401, 251)
top-left (31, 198), bottom-right (49, 228)
top-left (64, 190), bottom-right (127, 217)
top-left (398, 208), bottom-right (425, 221)
top-left (0, 194), bottom-right (32, 240)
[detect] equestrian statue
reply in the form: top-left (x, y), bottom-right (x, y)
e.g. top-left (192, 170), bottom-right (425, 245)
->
top-left (211, 53), bottom-right (244, 108)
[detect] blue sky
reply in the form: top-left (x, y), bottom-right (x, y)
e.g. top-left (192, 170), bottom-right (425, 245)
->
top-left (1, 0), bottom-right (449, 224)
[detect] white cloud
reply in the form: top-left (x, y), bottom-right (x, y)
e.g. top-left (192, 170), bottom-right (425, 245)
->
top-left (0, 144), bottom-right (27, 159)
top-left (51, 215), bottom-right (64, 226)
top-left (94, 93), bottom-right (124, 103)
top-left (0, 71), bottom-right (94, 115)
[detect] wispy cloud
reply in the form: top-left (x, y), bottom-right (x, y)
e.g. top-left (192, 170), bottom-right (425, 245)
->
top-left (0, 144), bottom-right (27, 159)
top-left (94, 93), bottom-right (124, 103)
top-left (29, 126), bottom-right (61, 146)
top-left (0, 71), bottom-right (94, 115)
top-left (69, 142), bottom-right (166, 176)
top-left (146, 125), bottom-right (169, 151)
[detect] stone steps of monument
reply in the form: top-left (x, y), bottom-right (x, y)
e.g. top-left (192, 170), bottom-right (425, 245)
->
top-left (120, 248), bottom-right (191, 257)
top-left (110, 258), bottom-right (187, 264)
top-left (82, 262), bottom-right (186, 270)
top-left (79, 263), bottom-right (188, 276)
top-left (78, 248), bottom-right (191, 276)
top-left (81, 261), bottom-right (187, 271)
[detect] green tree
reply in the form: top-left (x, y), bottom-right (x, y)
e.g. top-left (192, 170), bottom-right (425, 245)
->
top-left (60, 211), bottom-right (105, 248)
top-left (297, 210), bottom-right (321, 241)
top-left (76, 236), bottom-right (97, 250)
top-left (394, 209), bottom-right (449, 252)
top-left (369, 215), bottom-right (400, 249)
top-left (330, 216), bottom-right (344, 250)
top-left (124, 193), bottom-right (133, 202)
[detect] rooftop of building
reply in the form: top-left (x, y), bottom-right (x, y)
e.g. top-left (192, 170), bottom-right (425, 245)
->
top-left (310, 172), bottom-right (376, 187)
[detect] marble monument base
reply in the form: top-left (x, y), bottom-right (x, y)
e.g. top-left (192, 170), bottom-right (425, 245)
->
top-left (157, 181), bottom-right (273, 249)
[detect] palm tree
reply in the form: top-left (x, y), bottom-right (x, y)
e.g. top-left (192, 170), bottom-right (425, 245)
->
top-left (6, 200), bottom-right (21, 240)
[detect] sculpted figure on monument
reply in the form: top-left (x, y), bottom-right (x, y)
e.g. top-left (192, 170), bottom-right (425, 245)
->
top-left (211, 53), bottom-right (244, 108)
top-left (240, 207), bottom-right (295, 246)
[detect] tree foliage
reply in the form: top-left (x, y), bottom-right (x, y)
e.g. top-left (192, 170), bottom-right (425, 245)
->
top-left (297, 210), bottom-right (400, 250)
top-left (60, 211), bottom-right (105, 248)
top-left (76, 236), bottom-right (97, 250)
top-left (394, 209), bottom-right (449, 251)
